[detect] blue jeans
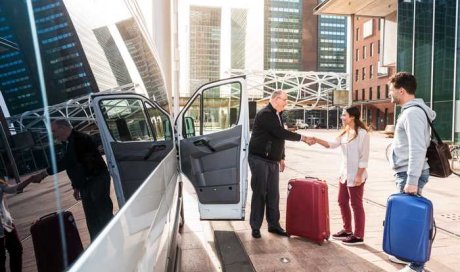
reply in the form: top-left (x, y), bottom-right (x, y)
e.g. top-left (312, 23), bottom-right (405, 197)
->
top-left (394, 168), bottom-right (430, 272)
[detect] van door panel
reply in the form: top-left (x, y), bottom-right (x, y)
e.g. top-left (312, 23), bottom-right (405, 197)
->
top-left (111, 141), bottom-right (173, 200)
top-left (177, 77), bottom-right (249, 220)
top-left (180, 126), bottom-right (241, 204)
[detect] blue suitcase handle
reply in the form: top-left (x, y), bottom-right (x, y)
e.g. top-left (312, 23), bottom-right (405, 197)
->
top-left (430, 220), bottom-right (437, 241)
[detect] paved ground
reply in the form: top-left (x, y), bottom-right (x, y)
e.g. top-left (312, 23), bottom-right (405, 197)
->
top-left (181, 129), bottom-right (460, 272)
top-left (5, 129), bottom-right (459, 271)
top-left (5, 171), bottom-right (118, 272)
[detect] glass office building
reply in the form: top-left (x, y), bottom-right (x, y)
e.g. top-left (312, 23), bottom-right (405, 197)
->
top-left (317, 14), bottom-right (347, 72)
top-left (0, 4), bottom-right (43, 115)
top-left (231, 9), bottom-right (247, 70)
top-left (0, 0), bottom-right (170, 115)
top-left (0, 0), bottom-right (101, 115)
top-left (264, 0), bottom-right (303, 71)
top-left (189, 7), bottom-right (221, 92)
top-left (397, 0), bottom-right (459, 142)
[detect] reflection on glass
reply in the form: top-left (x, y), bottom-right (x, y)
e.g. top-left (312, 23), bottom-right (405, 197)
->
top-left (183, 82), bottom-right (242, 137)
top-left (184, 94), bottom-right (201, 137)
top-left (145, 102), bottom-right (172, 141)
top-left (100, 99), bottom-right (153, 142)
top-left (1, 0), bottom-right (172, 270)
top-left (397, 0), bottom-right (414, 73)
top-left (413, 0), bottom-right (433, 102)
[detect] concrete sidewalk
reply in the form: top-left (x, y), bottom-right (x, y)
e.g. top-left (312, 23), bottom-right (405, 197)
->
top-left (182, 129), bottom-right (460, 272)
top-left (6, 171), bottom-right (118, 272)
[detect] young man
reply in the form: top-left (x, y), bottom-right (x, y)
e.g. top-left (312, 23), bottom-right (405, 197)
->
top-left (248, 90), bottom-right (311, 239)
top-left (388, 72), bottom-right (435, 272)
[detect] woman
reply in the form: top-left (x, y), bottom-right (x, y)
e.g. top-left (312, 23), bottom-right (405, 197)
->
top-left (310, 107), bottom-right (370, 245)
top-left (0, 175), bottom-right (36, 272)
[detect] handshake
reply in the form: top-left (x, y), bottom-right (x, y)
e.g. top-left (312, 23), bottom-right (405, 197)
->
top-left (301, 136), bottom-right (316, 146)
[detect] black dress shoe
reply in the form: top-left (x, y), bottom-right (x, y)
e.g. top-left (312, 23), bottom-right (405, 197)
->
top-left (252, 229), bottom-right (261, 238)
top-left (268, 227), bottom-right (289, 237)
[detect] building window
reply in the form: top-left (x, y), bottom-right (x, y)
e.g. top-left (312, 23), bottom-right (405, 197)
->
top-left (369, 65), bottom-right (373, 79)
top-left (355, 90), bottom-right (358, 101)
top-left (363, 19), bottom-right (374, 38)
top-left (369, 87), bottom-right (373, 100)
top-left (356, 27), bottom-right (359, 41)
top-left (385, 84), bottom-right (389, 98)
top-left (370, 43), bottom-right (374, 57)
top-left (362, 89), bottom-right (365, 100)
top-left (355, 69), bottom-right (359, 81)
top-left (362, 67), bottom-right (366, 80)
top-left (355, 48), bottom-right (359, 61)
top-left (377, 85), bottom-right (381, 99)
top-left (362, 45), bottom-right (366, 59)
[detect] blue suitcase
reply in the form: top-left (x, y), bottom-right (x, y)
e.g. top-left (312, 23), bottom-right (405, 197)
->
top-left (383, 194), bottom-right (436, 263)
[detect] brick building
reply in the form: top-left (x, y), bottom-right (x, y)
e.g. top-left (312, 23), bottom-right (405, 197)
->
top-left (352, 16), bottom-right (395, 131)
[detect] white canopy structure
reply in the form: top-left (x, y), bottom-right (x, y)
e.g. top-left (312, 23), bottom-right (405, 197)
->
top-left (7, 83), bottom-right (137, 134)
top-left (227, 69), bottom-right (349, 110)
top-left (8, 71), bottom-right (350, 131)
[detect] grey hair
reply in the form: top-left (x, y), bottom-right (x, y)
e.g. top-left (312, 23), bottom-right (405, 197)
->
top-left (52, 119), bottom-right (72, 128)
top-left (271, 90), bottom-right (285, 99)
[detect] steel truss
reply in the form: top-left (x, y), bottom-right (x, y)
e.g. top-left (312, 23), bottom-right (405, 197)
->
top-left (228, 69), bottom-right (349, 110)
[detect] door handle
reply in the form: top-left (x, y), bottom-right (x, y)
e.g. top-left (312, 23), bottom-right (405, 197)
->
top-left (143, 144), bottom-right (166, 160)
top-left (193, 139), bottom-right (216, 152)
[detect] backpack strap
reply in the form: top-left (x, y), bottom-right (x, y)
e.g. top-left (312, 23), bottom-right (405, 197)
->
top-left (405, 105), bottom-right (442, 143)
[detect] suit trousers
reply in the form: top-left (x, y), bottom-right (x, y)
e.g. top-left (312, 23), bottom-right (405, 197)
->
top-left (80, 171), bottom-right (113, 241)
top-left (249, 154), bottom-right (281, 231)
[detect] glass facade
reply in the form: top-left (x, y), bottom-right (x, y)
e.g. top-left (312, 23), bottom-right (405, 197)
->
top-left (0, 0), bottom-right (172, 268)
top-left (264, 0), bottom-right (302, 70)
top-left (433, 0), bottom-right (456, 140)
top-left (396, 0), bottom-right (414, 73)
top-left (397, 0), bottom-right (459, 142)
top-left (231, 9), bottom-right (247, 70)
top-left (0, 0), bottom-right (99, 115)
top-left (189, 6), bottom-right (221, 92)
top-left (117, 18), bottom-right (168, 106)
top-left (413, 0), bottom-right (433, 103)
top-left (0, 0), bottom-right (170, 115)
top-left (317, 14), bottom-right (347, 72)
top-left (0, 2), bottom-right (45, 115)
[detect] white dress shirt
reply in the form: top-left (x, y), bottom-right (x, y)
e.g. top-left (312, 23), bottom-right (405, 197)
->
top-left (327, 128), bottom-right (370, 187)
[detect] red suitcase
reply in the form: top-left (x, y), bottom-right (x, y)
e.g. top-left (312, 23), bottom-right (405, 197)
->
top-left (30, 211), bottom-right (84, 272)
top-left (286, 177), bottom-right (330, 244)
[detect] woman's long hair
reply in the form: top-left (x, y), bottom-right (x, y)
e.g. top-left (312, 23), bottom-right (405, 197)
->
top-left (339, 107), bottom-right (369, 142)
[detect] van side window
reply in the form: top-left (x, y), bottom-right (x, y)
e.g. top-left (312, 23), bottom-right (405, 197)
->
top-left (144, 101), bottom-right (172, 141)
top-left (99, 98), bottom-right (153, 141)
top-left (182, 82), bottom-right (242, 138)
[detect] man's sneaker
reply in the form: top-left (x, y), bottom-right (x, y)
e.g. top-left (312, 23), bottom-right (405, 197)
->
top-left (342, 235), bottom-right (364, 245)
top-left (332, 230), bottom-right (352, 240)
top-left (389, 255), bottom-right (410, 265)
top-left (398, 265), bottom-right (424, 272)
